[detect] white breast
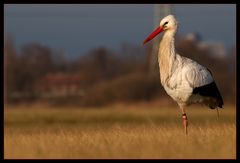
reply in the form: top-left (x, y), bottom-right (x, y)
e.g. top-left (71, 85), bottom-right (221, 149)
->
top-left (161, 54), bottom-right (213, 105)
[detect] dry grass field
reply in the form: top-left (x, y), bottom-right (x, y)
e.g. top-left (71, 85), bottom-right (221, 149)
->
top-left (4, 103), bottom-right (236, 159)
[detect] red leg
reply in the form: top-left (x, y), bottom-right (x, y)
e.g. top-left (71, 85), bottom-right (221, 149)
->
top-left (182, 113), bottom-right (188, 135)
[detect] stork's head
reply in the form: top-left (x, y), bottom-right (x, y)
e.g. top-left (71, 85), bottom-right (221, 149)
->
top-left (160, 15), bottom-right (178, 31)
top-left (143, 15), bottom-right (178, 45)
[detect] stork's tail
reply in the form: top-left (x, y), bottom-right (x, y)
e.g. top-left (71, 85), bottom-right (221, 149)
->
top-left (192, 81), bottom-right (224, 109)
top-left (208, 98), bottom-right (223, 109)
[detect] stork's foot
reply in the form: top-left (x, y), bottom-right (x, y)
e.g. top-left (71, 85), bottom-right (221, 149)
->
top-left (182, 113), bottom-right (188, 135)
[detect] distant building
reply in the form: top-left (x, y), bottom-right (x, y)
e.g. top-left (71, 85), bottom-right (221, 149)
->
top-left (182, 32), bottom-right (226, 59)
top-left (184, 32), bottom-right (202, 42)
top-left (35, 72), bottom-right (85, 97)
top-left (197, 41), bottom-right (226, 59)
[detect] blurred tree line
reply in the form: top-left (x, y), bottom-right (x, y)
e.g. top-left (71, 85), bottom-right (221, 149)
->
top-left (4, 34), bottom-right (236, 107)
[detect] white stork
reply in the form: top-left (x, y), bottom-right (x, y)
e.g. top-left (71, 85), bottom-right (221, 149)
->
top-left (143, 15), bottom-right (223, 134)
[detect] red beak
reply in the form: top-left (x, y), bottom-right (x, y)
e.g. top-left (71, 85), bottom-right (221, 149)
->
top-left (143, 26), bottom-right (164, 45)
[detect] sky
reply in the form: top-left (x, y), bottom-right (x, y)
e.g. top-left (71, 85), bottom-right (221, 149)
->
top-left (4, 4), bottom-right (236, 59)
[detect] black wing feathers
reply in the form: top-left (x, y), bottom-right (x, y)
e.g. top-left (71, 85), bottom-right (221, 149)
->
top-left (192, 82), bottom-right (224, 108)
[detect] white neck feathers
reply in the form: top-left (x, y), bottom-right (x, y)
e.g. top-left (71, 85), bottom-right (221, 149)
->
top-left (158, 30), bottom-right (177, 83)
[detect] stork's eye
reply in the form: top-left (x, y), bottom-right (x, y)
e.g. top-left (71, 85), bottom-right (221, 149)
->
top-left (163, 22), bottom-right (168, 26)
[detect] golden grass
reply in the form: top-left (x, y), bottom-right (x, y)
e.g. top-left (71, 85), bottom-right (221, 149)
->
top-left (4, 103), bottom-right (236, 159)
